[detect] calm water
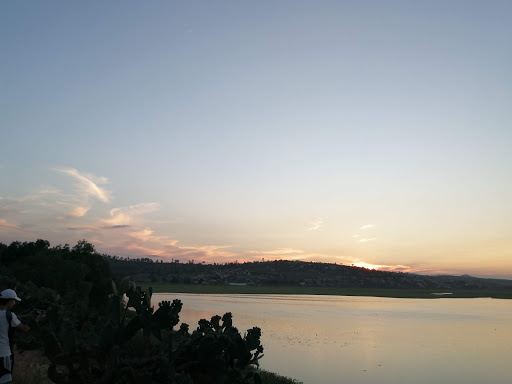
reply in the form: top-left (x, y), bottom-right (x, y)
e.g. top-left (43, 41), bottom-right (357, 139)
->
top-left (153, 293), bottom-right (512, 384)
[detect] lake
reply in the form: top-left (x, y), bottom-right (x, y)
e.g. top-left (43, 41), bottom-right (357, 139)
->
top-left (153, 293), bottom-right (512, 384)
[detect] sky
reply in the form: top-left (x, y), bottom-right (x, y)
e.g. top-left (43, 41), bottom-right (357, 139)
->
top-left (1, 1), bottom-right (511, 278)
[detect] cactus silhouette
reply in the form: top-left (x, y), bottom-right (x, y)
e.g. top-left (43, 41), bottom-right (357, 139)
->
top-left (41, 280), bottom-right (263, 383)
top-left (0, 240), bottom-right (264, 384)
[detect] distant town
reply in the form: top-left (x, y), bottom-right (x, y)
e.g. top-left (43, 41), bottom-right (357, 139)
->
top-left (105, 255), bottom-right (512, 291)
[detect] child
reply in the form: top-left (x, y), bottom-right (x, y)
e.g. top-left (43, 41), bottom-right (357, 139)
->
top-left (0, 289), bottom-right (30, 384)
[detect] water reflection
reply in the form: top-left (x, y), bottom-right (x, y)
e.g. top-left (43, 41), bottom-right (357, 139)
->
top-left (153, 294), bottom-right (512, 384)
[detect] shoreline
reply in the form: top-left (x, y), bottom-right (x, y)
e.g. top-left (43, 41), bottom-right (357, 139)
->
top-left (138, 283), bottom-right (512, 299)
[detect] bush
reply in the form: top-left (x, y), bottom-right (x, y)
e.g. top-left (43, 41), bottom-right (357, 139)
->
top-left (1, 240), bottom-right (265, 384)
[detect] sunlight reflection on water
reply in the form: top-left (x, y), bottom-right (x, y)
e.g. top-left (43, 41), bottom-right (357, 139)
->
top-left (153, 293), bottom-right (512, 384)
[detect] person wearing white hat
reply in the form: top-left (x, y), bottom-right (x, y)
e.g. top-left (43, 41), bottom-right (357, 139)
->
top-left (0, 289), bottom-right (30, 384)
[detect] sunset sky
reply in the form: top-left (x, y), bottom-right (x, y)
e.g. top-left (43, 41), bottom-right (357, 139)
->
top-left (2, 1), bottom-right (511, 278)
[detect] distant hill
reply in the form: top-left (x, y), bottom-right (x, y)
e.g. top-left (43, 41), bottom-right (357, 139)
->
top-left (104, 256), bottom-right (512, 291)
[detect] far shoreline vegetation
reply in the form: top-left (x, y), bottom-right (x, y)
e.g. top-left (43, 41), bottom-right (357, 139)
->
top-left (103, 252), bottom-right (512, 300)
top-left (139, 283), bottom-right (512, 299)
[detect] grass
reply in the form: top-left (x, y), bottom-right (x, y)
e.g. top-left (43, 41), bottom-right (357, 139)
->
top-left (12, 348), bottom-right (52, 384)
top-left (252, 368), bottom-right (303, 384)
top-left (13, 363), bottom-right (52, 384)
top-left (141, 283), bottom-right (512, 299)
top-left (12, 364), bottom-right (302, 384)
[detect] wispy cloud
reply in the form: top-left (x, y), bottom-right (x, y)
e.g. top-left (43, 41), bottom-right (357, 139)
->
top-left (57, 168), bottom-right (110, 203)
top-left (246, 248), bottom-right (306, 261)
top-left (69, 206), bottom-right (90, 217)
top-left (355, 224), bottom-right (377, 243)
top-left (1, 167), bottom-right (235, 263)
top-left (67, 224), bottom-right (131, 231)
top-left (0, 167), bottom-right (394, 267)
top-left (178, 245), bottom-right (235, 259)
top-left (307, 218), bottom-right (324, 231)
top-left (129, 227), bottom-right (170, 243)
top-left (111, 227), bottom-right (235, 261)
top-left (102, 203), bottom-right (160, 226)
top-left (36, 168), bottom-right (112, 219)
top-left (255, 248), bottom-right (304, 256)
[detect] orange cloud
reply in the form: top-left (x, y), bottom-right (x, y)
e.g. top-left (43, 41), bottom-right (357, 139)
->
top-left (0, 218), bottom-right (17, 228)
top-left (250, 248), bottom-right (305, 256)
top-left (70, 206), bottom-right (89, 217)
top-left (103, 203), bottom-right (160, 226)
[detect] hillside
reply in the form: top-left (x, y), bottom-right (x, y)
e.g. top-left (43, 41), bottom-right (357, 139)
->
top-left (105, 257), bottom-right (512, 291)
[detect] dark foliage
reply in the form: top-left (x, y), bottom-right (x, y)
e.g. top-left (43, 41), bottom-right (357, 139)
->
top-left (106, 255), bottom-right (512, 290)
top-left (0, 240), bottom-right (263, 384)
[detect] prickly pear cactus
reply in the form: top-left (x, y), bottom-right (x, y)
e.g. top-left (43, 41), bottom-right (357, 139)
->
top-left (39, 280), bottom-right (264, 384)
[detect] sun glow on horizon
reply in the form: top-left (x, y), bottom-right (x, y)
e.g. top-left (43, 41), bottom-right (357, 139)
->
top-left (352, 262), bottom-right (380, 270)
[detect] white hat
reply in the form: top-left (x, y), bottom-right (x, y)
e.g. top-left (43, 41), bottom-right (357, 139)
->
top-left (0, 289), bottom-right (21, 301)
